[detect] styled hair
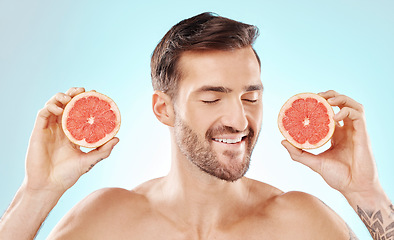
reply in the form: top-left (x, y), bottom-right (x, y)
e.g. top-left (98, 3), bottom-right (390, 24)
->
top-left (150, 12), bottom-right (260, 98)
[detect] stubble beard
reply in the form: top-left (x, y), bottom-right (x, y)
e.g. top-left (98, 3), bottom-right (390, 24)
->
top-left (174, 116), bottom-right (257, 182)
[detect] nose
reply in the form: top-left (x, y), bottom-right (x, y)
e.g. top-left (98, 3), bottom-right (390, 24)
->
top-left (221, 99), bottom-right (248, 132)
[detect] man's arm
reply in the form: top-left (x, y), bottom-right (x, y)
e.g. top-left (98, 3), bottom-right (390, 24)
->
top-left (282, 90), bottom-right (393, 239)
top-left (0, 185), bottom-right (62, 239)
top-left (0, 87), bottom-right (119, 240)
top-left (349, 188), bottom-right (394, 239)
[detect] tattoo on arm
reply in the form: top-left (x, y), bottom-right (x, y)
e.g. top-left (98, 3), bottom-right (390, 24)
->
top-left (357, 205), bottom-right (394, 240)
top-left (390, 204), bottom-right (394, 219)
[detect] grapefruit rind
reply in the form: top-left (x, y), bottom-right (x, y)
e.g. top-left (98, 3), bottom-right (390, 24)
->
top-left (61, 91), bottom-right (121, 148)
top-left (278, 93), bottom-right (335, 149)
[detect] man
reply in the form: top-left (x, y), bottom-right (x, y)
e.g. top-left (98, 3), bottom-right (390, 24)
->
top-left (0, 12), bottom-right (393, 239)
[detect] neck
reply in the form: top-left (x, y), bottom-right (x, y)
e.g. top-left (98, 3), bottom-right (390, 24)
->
top-left (159, 139), bottom-right (251, 230)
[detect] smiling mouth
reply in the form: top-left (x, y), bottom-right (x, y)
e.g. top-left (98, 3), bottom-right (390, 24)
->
top-left (212, 136), bottom-right (247, 144)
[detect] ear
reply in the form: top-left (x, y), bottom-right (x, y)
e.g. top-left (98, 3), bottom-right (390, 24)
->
top-left (152, 90), bottom-right (175, 127)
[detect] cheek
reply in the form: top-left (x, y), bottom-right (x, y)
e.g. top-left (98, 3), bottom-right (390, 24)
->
top-left (182, 104), bottom-right (213, 137)
top-left (246, 104), bottom-right (263, 128)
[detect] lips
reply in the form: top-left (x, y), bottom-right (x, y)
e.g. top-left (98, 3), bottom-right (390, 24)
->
top-left (206, 125), bottom-right (253, 147)
top-left (212, 136), bottom-right (246, 144)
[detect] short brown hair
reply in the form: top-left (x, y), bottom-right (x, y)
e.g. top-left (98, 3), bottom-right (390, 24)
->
top-left (150, 12), bottom-right (260, 98)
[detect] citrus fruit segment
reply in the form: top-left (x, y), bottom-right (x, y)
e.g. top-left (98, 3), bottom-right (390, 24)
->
top-left (278, 93), bottom-right (335, 149)
top-left (62, 91), bottom-right (121, 148)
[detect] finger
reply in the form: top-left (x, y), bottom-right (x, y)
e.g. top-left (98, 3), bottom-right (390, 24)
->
top-left (65, 87), bottom-right (85, 97)
top-left (35, 104), bottom-right (64, 129)
top-left (334, 106), bottom-right (364, 122)
top-left (318, 90), bottom-right (340, 99)
top-left (335, 120), bottom-right (343, 128)
top-left (334, 107), bottom-right (367, 131)
top-left (327, 95), bottom-right (363, 111)
top-left (281, 140), bottom-right (322, 174)
top-left (45, 92), bottom-right (72, 108)
top-left (45, 92), bottom-right (74, 124)
top-left (81, 137), bottom-right (120, 173)
top-left (56, 87), bottom-right (85, 123)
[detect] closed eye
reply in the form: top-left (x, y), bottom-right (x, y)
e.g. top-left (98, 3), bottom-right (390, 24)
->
top-left (242, 99), bottom-right (258, 103)
top-left (202, 99), bottom-right (220, 104)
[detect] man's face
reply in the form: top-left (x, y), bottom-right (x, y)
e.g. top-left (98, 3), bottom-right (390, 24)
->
top-left (173, 47), bottom-right (263, 182)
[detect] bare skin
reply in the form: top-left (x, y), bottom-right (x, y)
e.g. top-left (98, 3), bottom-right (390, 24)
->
top-left (0, 88), bottom-right (119, 240)
top-left (48, 48), bottom-right (352, 239)
top-left (48, 180), bottom-right (349, 239)
top-left (0, 47), bottom-right (392, 240)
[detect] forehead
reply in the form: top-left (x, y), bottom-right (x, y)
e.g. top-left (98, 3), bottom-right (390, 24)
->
top-left (177, 47), bottom-right (262, 93)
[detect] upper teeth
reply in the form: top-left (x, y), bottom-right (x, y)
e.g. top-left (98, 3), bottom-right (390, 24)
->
top-left (214, 137), bottom-right (243, 144)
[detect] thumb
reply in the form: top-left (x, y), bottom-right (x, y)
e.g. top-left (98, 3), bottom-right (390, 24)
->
top-left (281, 140), bottom-right (322, 174)
top-left (82, 137), bottom-right (120, 173)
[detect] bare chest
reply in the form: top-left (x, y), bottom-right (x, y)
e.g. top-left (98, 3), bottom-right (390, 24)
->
top-left (94, 216), bottom-right (308, 240)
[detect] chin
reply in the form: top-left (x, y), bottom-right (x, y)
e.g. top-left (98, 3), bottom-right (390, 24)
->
top-left (211, 155), bottom-right (251, 182)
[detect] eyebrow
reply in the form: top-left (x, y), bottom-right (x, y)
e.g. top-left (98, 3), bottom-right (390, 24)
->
top-left (195, 86), bottom-right (232, 93)
top-left (244, 84), bottom-right (263, 92)
top-left (195, 84), bottom-right (263, 94)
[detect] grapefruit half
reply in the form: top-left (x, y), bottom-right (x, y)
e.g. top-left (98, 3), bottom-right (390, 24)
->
top-left (62, 91), bottom-right (121, 148)
top-left (278, 93), bottom-right (335, 149)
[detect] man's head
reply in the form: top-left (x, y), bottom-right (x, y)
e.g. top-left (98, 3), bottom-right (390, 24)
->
top-left (151, 13), bottom-right (262, 182)
top-left (151, 12), bottom-right (260, 99)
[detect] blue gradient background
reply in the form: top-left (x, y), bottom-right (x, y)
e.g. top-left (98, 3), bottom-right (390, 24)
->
top-left (1, 0), bottom-right (393, 239)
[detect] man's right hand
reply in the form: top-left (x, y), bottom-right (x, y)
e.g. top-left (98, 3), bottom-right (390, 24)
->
top-left (0, 87), bottom-right (119, 240)
top-left (24, 87), bottom-right (119, 195)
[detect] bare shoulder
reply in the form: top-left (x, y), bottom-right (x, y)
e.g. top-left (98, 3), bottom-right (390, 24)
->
top-left (245, 179), bottom-right (353, 239)
top-left (267, 191), bottom-right (332, 217)
top-left (48, 184), bottom-right (157, 239)
top-left (247, 179), bottom-right (340, 221)
top-left (268, 190), bottom-right (350, 239)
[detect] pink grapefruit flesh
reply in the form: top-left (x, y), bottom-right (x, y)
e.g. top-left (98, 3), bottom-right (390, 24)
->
top-left (278, 93), bottom-right (335, 149)
top-left (62, 91), bottom-right (121, 148)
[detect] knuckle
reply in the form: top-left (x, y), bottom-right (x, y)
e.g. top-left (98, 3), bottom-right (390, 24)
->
top-left (71, 87), bottom-right (79, 93)
top-left (359, 103), bottom-right (365, 112)
top-left (55, 92), bottom-right (66, 100)
top-left (343, 106), bottom-right (351, 113)
top-left (45, 92), bottom-right (62, 105)
top-left (66, 87), bottom-right (79, 95)
top-left (337, 94), bottom-right (346, 101)
top-left (37, 107), bottom-right (47, 116)
top-left (327, 90), bottom-right (338, 95)
top-left (37, 106), bottom-right (51, 118)
top-left (47, 103), bottom-right (56, 110)
top-left (48, 104), bottom-right (62, 115)
top-left (71, 87), bottom-right (85, 95)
